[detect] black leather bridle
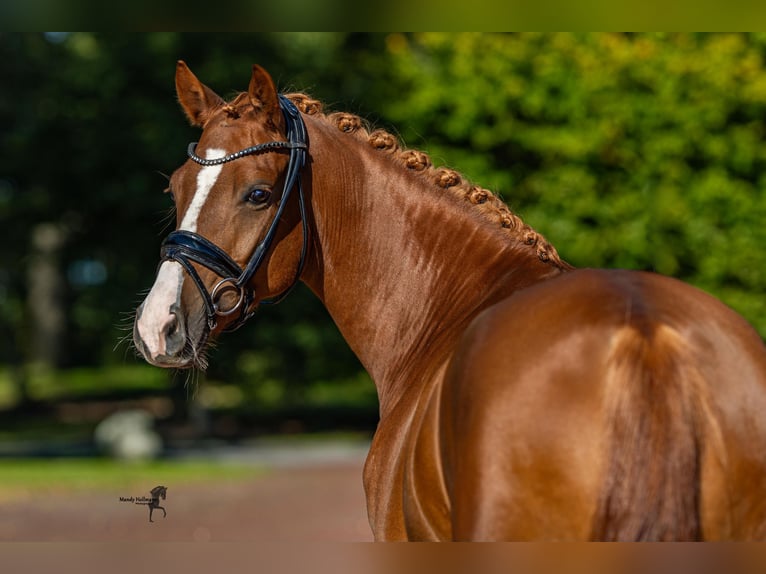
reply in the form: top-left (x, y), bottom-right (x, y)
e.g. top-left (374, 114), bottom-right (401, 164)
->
top-left (158, 95), bottom-right (309, 332)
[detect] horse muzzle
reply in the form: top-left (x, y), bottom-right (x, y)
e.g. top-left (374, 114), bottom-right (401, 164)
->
top-left (133, 274), bottom-right (208, 369)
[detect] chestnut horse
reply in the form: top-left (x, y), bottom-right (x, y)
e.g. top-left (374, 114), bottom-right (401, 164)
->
top-left (134, 62), bottom-right (766, 540)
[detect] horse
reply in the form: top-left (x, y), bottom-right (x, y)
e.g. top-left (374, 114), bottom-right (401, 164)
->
top-left (133, 61), bottom-right (766, 540)
top-left (136, 485), bottom-right (167, 523)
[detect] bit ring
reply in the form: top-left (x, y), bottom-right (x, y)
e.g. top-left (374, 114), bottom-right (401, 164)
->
top-left (211, 277), bottom-right (245, 317)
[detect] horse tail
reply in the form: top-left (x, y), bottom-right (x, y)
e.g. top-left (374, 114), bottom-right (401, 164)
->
top-left (590, 322), bottom-right (711, 541)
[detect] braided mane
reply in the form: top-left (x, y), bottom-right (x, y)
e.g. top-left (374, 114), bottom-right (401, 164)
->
top-left (284, 93), bottom-right (570, 269)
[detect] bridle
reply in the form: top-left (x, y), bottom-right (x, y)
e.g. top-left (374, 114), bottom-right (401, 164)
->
top-left (160, 95), bottom-right (308, 333)
top-left (158, 95), bottom-right (309, 333)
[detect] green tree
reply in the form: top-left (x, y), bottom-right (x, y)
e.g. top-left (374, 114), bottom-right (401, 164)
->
top-left (378, 33), bottom-right (766, 336)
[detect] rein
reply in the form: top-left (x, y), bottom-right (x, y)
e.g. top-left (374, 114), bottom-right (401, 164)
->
top-left (159, 95), bottom-right (309, 332)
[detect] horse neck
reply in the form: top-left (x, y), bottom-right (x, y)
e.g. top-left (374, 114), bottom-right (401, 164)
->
top-left (301, 116), bottom-right (567, 416)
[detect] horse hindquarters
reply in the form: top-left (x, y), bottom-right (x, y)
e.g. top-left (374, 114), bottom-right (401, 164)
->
top-left (442, 269), bottom-right (766, 541)
top-left (589, 274), bottom-right (766, 540)
top-left (442, 275), bottom-right (617, 540)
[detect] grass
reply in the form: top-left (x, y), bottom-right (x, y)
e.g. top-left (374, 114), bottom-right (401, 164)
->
top-left (0, 458), bottom-right (260, 502)
top-left (0, 363), bottom-right (171, 410)
top-left (27, 364), bottom-right (171, 400)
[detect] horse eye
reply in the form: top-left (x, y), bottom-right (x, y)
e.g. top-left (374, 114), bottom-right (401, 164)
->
top-left (164, 187), bottom-right (175, 203)
top-left (246, 188), bottom-right (271, 205)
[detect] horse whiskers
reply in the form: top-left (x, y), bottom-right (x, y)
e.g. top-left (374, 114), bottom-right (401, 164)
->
top-left (156, 206), bottom-right (177, 236)
top-left (177, 352), bottom-right (208, 401)
top-left (114, 315), bottom-right (137, 332)
top-left (113, 310), bottom-right (137, 357)
top-left (113, 306), bottom-right (139, 353)
top-left (190, 344), bottom-right (209, 372)
top-left (113, 331), bottom-right (135, 354)
top-left (156, 170), bottom-right (171, 183)
top-left (174, 327), bottom-right (210, 375)
top-left (182, 368), bottom-right (200, 399)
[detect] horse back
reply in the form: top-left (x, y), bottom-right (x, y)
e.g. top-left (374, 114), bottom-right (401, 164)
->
top-left (441, 268), bottom-right (766, 540)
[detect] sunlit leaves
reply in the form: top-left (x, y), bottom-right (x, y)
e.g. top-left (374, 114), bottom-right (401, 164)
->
top-left (379, 33), bottom-right (766, 335)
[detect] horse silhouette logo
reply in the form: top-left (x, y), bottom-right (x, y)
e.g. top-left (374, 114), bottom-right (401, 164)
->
top-left (134, 485), bottom-right (168, 522)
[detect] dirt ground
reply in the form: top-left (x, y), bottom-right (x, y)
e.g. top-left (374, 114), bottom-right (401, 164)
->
top-left (0, 461), bottom-right (373, 542)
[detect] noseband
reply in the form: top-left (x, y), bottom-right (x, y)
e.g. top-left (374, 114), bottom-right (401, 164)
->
top-left (159, 95), bottom-right (309, 332)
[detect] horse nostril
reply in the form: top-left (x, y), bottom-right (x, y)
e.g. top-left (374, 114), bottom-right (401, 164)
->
top-left (163, 311), bottom-right (186, 356)
top-left (165, 315), bottom-right (178, 337)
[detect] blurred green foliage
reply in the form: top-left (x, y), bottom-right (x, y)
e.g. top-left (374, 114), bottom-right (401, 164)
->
top-left (1, 33), bottom-right (765, 415)
top-left (382, 33), bottom-right (766, 334)
top-left (0, 365), bottom-right (169, 408)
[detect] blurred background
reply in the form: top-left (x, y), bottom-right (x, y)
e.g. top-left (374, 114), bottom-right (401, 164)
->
top-left (2, 33), bottom-right (766, 540)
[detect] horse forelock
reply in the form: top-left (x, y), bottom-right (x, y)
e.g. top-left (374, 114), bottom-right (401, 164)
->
top-left (207, 92), bottom-right (282, 129)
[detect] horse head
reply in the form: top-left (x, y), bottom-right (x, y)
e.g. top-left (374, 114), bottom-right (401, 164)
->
top-left (133, 62), bottom-right (308, 369)
top-left (151, 485), bottom-right (167, 499)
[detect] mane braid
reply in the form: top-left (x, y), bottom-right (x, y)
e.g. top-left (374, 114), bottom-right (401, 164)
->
top-left (282, 92), bottom-right (571, 269)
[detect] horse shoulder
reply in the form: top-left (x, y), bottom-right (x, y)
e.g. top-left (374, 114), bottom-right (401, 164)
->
top-left (363, 363), bottom-right (454, 541)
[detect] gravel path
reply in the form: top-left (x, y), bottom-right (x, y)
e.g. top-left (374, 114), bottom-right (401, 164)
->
top-left (0, 447), bottom-right (373, 542)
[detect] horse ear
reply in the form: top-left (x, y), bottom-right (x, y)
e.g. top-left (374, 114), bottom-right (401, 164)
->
top-left (175, 60), bottom-right (225, 128)
top-left (248, 64), bottom-right (281, 124)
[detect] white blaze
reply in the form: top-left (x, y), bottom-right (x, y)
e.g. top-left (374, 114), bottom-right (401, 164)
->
top-left (179, 152), bottom-right (226, 232)
top-left (137, 149), bottom-right (226, 359)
